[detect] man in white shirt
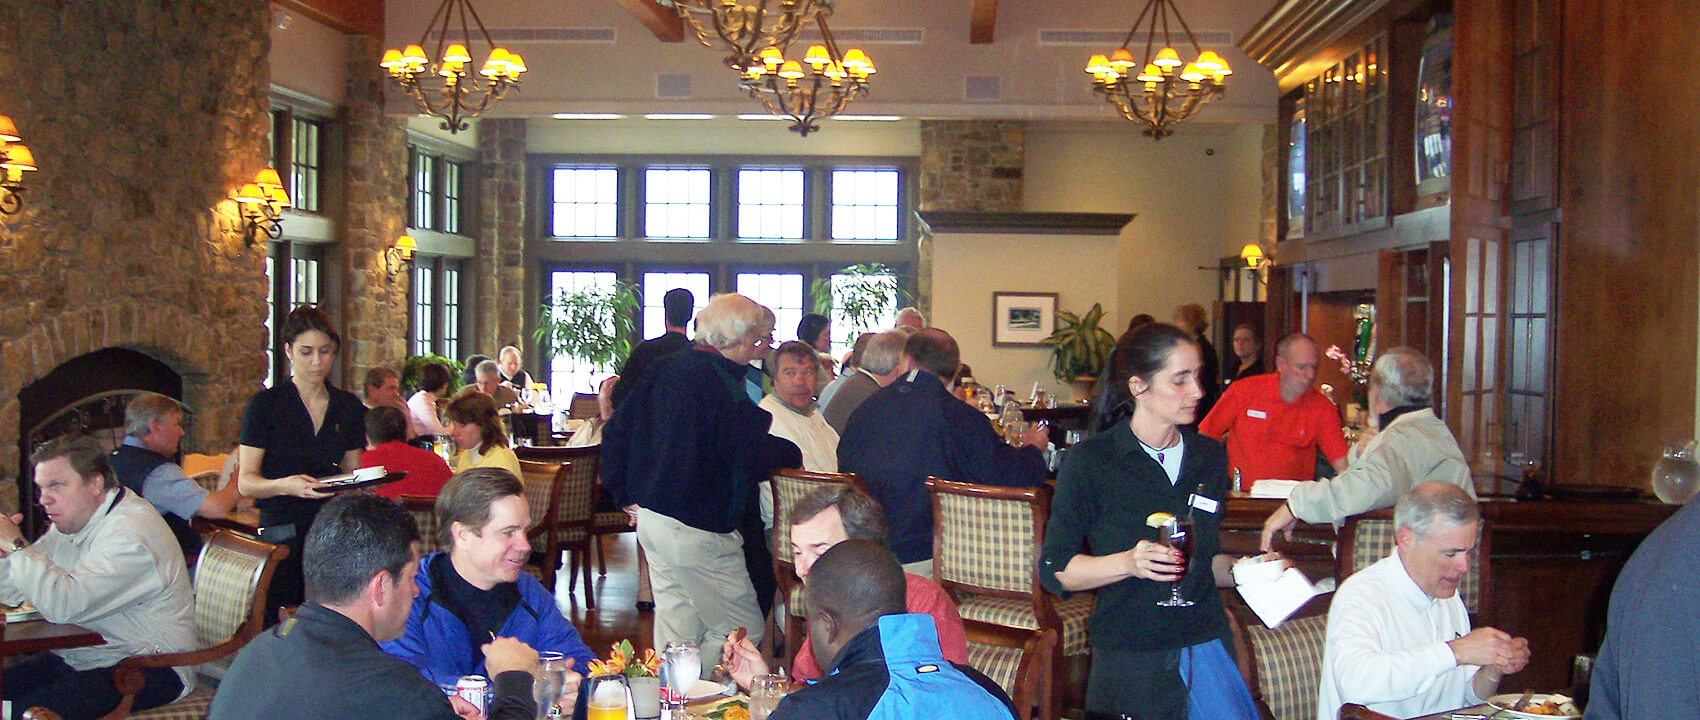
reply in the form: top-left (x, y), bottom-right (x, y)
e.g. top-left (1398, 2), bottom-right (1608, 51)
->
top-left (1317, 483), bottom-right (1529, 720)
top-left (759, 341), bottom-right (841, 526)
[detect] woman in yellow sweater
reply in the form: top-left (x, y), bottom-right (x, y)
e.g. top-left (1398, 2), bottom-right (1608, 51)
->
top-left (445, 391), bottom-right (522, 477)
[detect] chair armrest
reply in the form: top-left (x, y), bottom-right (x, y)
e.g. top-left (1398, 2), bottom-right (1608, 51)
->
top-left (109, 632), bottom-right (252, 696)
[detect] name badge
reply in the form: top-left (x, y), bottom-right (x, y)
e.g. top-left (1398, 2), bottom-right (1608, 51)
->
top-left (1189, 494), bottom-right (1220, 514)
top-left (1246, 409), bottom-right (1268, 419)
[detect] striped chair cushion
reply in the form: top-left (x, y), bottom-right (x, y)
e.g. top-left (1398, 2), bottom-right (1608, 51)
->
top-left (192, 541), bottom-right (263, 647)
top-left (590, 510), bottom-right (631, 534)
top-left (1349, 519), bottom-right (1480, 612)
top-left (554, 456), bottom-right (598, 544)
top-left (126, 684), bottom-right (214, 720)
top-left (955, 593), bottom-right (1094, 656)
top-left (966, 642), bottom-right (1025, 699)
top-left (1244, 614), bottom-right (1329, 720)
top-left (934, 492), bottom-right (1037, 594)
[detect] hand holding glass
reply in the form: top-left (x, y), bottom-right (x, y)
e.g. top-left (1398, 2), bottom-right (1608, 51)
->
top-left (1156, 518), bottom-right (1195, 607)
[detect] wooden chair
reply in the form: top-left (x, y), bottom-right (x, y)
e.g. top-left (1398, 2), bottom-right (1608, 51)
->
top-left (517, 455), bottom-right (597, 606)
top-left (1337, 508), bottom-right (1488, 614)
top-left (769, 468), bottom-right (866, 657)
top-left (98, 530), bottom-right (289, 720)
top-left (1223, 592), bottom-right (1335, 720)
top-left (518, 459), bottom-right (566, 589)
top-left (1337, 704), bottom-right (1400, 720)
top-left (550, 445), bottom-right (600, 608)
top-left (963, 620), bottom-right (1056, 720)
top-left (398, 495), bottom-right (442, 555)
top-left (568, 392), bottom-right (601, 420)
top-left (925, 477), bottom-right (1091, 720)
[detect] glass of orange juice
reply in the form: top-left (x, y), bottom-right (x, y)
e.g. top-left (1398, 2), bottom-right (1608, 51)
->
top-left (585, 675), bottom-right (630, 720)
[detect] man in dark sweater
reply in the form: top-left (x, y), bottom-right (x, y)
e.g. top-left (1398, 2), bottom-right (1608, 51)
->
top-left (837, 329), bottom-right (1049, 577)
top-left (209, 494), bottom-right (539, 720)
top-left (611, 287), bottom-right (695, 407)
top-left (1587, 497), bottom-right (1700, 719)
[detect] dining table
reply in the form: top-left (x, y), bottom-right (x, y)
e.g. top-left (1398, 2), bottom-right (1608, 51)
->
top-left (0, 618), bottom-right (105, 696)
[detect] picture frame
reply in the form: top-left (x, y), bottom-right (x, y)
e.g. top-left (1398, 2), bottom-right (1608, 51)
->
top-left (991, 292), bottom-right (1059, 347)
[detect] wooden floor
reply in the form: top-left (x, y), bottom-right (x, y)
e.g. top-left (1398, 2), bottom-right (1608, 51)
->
top-left (562, 532), bottom-right (656, 656)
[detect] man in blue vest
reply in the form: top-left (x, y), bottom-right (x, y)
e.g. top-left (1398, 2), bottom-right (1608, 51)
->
top-left (767, 540), bottom-right (1017, 720)
top-left (112, 393), bottom-right (243, 561)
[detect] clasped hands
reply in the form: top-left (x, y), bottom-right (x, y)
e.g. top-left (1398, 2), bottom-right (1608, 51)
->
top-left (1448, 627), bottom-right (1532, 675)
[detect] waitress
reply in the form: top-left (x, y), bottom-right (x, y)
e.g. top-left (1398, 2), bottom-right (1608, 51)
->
top-left (1039, 323), bottom-right (1258, 719)
top-left (237, 305), bottom-right (366, 621)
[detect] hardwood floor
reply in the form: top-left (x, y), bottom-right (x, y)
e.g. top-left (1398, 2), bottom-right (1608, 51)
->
top-left (563, 533), bottom-right (656, 656)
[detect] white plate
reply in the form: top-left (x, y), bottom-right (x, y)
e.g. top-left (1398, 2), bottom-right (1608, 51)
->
top-left (686, 679), bottom-right (730, 701)
top-left (1486, 693), bottom-right (1579, 718)
top-left (4, 608), bottom-right (41, 623)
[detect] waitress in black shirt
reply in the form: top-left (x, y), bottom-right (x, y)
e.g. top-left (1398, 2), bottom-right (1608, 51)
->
top-left (238, 305), bottom-right (366, 620)
top-left (1039, 323), bottom-right (1258, 720)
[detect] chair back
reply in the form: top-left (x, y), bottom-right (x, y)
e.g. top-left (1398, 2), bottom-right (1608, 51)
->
top-left (187, 470), bottom-right (221, 493)
top-left (569, 392), bottom-right (601, 419)
top-left (1225, 592), bottom-right (1334, 720)
top-left (1337, 510), bottom-right (1485, 613)
top-left (926, 477), bottom-right (1052, 599)
top-left (768, 469), bottom-right (867, 576)
top-left (551, 445), bottom-right (600, 545)
top-left (192, 530), bottom-right (289, 648)
top-left (963, 620), bottom-right (1055, 720)
top-left (518, 459), bottom-right (566, 542)
top-left (399, 495), bottom-right (441, 554)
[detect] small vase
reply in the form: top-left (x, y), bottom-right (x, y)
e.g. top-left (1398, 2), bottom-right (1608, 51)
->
top-left (628, 676), bottom-right (661, 720)
top-left (1650, 439), bottom-right (1700, 504)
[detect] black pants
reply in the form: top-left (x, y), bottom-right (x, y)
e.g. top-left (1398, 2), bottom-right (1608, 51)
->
top-left (2, 652), bottom-right (184, 720)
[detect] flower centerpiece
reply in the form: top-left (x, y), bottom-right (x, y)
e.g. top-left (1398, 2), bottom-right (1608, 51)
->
top-left (587, 640), bottom-right (660, 679)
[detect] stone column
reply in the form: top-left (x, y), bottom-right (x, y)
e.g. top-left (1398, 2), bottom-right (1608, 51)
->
top-left (338, 35), bottom-right (410, 376)
top-left (474, 118), bottom-right (527, 350)
top-left (915, 120), bottom-right (1027, 319)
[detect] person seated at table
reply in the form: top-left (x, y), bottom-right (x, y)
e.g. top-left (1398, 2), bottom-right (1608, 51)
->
top-left (113, 392), bottom-right (244, 561)
top-left (761, 340), bottom-right (840, 474)
top-left (361, 406), bottom-right (453, 500)
top-left (1318, 483), bottom-right (1530, 720)
top-left (818, 332), bottom-right (871, 410)
top-left (0, 435), bottom-right (196, 720)
top-left (722, 486), bottom-right (968, 687)
top-left (209, 494), bottom-right (540, 720)
top-left (838, 328), bottom-right (1048, 578)
top-left (472, 360), bottom-right (526, 411)
top-left (408, 362), bottom-right (455, 442)
top-left (460, 354), bottom-right (490, 388)
top-left (894, 306), bottom-right (927, 331)
top-left (444, 391), bottom-right (522, 478)
top-left (364, 366), bottom-right (409, 414)
top-left (1260, 348), bottom-right (1473, 551)
top-left (565, 375), bottom-right (618, 448)
top-left (380, 468), bottom-right (596, 697)
top-left (763, 540), bottom-right (1015, 720)
top-left (1198, 333), bottom-right (1349, 490)
top-left (822, 330), bottom-right (907, 434)
top-left (495, 345), bottom-right (532, 390)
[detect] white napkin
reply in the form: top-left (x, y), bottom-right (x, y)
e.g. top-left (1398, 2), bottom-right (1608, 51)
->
top-left (1235, 566), bottom-right (1324, 628)
top-left (1248, 479), bottom-right (1303, 499)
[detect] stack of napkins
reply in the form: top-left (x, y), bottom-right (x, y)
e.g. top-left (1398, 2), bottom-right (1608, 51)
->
top-left (1248, 479), bottom-right (1303, 499)
top-left (1233, 557), bottom-right (1325, 627)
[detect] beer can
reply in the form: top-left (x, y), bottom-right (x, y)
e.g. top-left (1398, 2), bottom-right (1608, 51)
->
top-left (456, 674), bottom-right (490, 715)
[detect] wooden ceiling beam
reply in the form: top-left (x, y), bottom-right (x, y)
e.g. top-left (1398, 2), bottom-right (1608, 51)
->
top-left (274, 0), bottom-right (383, 39)
top-left (969, 0), bottom-right (998, 44)
top-left (612, 0), bottom-right (684, 42)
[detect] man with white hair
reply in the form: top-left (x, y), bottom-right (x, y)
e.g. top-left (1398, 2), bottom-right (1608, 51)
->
top-left (823, 330), bottom-right (910, 433)
top-left (1261, 347), bottom-right (1473, 550)
top-left (113, 392), bottom-right (243, 561)
top-left (894, 307), bottom-right (926, 331)
top-left (1317, 483), bottom-right (1529, 720)
top-left (495, 345), bottom-right (532, 390)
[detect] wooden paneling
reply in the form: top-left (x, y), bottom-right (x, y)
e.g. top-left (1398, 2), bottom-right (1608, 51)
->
top-left (611, 0), bottom-right (685, 42)
top-left (1552, 0), bottom-right (1700, 487)
top-left (969, 0), bottom-right (998, 44)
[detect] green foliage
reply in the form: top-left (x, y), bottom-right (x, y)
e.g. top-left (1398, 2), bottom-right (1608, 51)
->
top-left (1043, 303), bottom-right (1117, 382)
top-left (400, 354), bottom-right (465, 396)
top-left (534, 281), bottom-right (641, 371)
top-left (810, 263), bottom-right (911, 337)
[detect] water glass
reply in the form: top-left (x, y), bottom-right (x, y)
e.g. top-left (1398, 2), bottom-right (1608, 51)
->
top-left (748, 674), bottom-right (789, 720)
top-left (662, 642), bottom-right (701, 707)
top-left (535, 652), bottom-right (571, 719)
top-left (1570, 653), bottom-right (1594, 712)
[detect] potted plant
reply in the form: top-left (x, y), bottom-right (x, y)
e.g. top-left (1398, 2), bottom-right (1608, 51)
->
top-left (810, 262), bottom-right (911, 338)
top-left (1044, 303), bottom-right (1117, 396)
top-left (534, 281), bottom-right (640, 391)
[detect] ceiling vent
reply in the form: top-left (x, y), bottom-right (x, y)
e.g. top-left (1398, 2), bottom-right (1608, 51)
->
top-left (1037, 28), bottom-right (1232, 46)
top-left (964, 75), bottom-right (1001, 102)
top-left (656, 73), bottom-right (694, 99)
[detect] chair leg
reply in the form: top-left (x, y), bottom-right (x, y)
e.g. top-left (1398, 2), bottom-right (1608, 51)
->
top-left (579, 545), bottom-right (596, 610)
top-left (597, 535), bottom-right (608, 576)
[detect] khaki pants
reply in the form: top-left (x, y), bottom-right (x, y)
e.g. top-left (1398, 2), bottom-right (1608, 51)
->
top-left (635, 508), bottom-right (765, 661)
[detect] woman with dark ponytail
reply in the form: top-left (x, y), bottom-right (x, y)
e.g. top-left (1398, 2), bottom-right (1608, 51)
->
top-left (1039, 323), bottom-right (1258, 719)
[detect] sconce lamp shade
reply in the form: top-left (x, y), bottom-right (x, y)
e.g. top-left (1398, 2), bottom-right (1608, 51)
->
top-left (0, 116), bottom-right (19, 143)
top-left (1240, 243), bottom-right (1265, 268)
top-left (395, 234), bottom-right (418, 258)
top-left (235, 183), bottom-right (267, 204)
top-left (267, 185), bottom-right (292, 208)
top-left (2, 144), bottom-right (36, 172)
top-left (253, 167), bottom-right (284, 189)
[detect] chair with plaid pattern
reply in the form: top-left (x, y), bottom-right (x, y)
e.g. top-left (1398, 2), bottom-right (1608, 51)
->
top-left (517, 459), bottom-right (568, 590)
top-left (963, 620), bottom-right (1056, 720)
top-left (925, 477), bottom-right (1090, 720)
top-left (398, 495), bottom-right (441, 555)
top-left (548, 445), bottom-right (600, 608)
top-left (1336, 509), bottom-right (1487, 614)
top-left (769, 468), bottom-right (867, 658)
top-left (99, 530), bottom-right (288, 720)
top-left (1224, 592), bottom-right (1334, 720)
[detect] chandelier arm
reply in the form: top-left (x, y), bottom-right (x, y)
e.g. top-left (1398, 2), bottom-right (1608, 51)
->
top-left (460, 0), bottom-right (500, 50)
top-left (1167, 0), bottom-right (1206, 55)
top-left (1122, 0), bottom-right (1156, 53)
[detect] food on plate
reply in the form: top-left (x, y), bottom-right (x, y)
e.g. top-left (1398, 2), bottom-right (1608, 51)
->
top-left (1520, 698), bottom-right (1577, 716)
top-left (1145, 512), bottom-right (1175, 528)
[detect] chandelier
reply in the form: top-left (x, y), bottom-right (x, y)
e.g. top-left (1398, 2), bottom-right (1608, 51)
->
top-left (379, 0), bottom-right (526, 134)
top-left (1085, 0), bottom-right (1231, 139)
top-left (659, 0), bottom-right (835, 71)
top-left (738, 15), bottom-right (874, 137)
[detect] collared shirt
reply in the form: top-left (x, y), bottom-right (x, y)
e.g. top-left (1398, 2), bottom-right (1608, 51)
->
top-left (239, 380), bottom-right (367, 524)
top-left (759, 394), bottom-right (840, 473)
top-left (119, 435), bottom-right (207, 520)
top-left (1286, 408), bottom-right (1474, 526)
top-left (1197, 372), bottom-right (1348, 487)
top-left (0, 487), bottom-right (196, 695)
top-left (1317, 549), bottom-right (1481, 720)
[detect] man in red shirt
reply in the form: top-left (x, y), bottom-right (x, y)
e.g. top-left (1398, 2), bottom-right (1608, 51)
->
top-left (720, 486), bottom-right (968, 685)
top-left (1199, 333), bottom-right (1348, 489)
top-left (361, 406), bottom-right (453, 500)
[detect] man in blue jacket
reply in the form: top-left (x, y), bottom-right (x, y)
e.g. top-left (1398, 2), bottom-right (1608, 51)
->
top-left (381, 467), bottom-right (596, 709)
top-left (768, 540), bottom-right (1016, 720)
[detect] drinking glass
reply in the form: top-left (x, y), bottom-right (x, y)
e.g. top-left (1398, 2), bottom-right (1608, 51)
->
top-left (1570, 653), bottom-right (1594, 712)
top-left (748, 673), bottom-right (789, 720)
top-left (992, 385), bottom-right (1008, 409)
top-left (435, 434), bottom-right (456, 465)
top-left (583, 674), bottom-right (630, 720)
top-left (1650, 439), bottom-right (1700, 504)
top-left (662, 642), bottom-right (701, 708)
top-left (1003, 420), bottom-right (1030, 447)
top-left (1155, 518), bottom-right (1195, 607)
top-left (535, 652), bottom-right (571, 719)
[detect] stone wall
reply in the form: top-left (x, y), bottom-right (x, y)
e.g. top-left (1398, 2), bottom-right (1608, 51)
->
top-left (918, 120), bottom-right (1026, 213)
top-left (0, 0), bottom-right (272, 510)
top-left (336, 35), bottom-right (410, 377)
top-left (474, 118), bottom-right (527, 350)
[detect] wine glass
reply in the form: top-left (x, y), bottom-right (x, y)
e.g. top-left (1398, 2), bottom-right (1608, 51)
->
top-left (583, 674), bottom-right (630, 720)
top-left (662, 642), bottom-right (701, 709)
top-left (535, 652), bottom-right (571, 719)
top-left (1155, 518), bottom-right (1195, 607)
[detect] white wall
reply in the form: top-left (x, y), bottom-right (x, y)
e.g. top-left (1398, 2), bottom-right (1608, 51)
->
top-left (268, 10), bottom-right (348, 105)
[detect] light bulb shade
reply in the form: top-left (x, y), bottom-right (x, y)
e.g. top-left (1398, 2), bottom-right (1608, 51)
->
top-left (2, 144), bottom-right (35, 171)
top-left (1180, 62), bottom-right (1205, 82)
top-left (443, 43), bottom-right (472, 63)
top-left (840, 49), bottom-right (871, 70)
top-left (1240, 243), bottom-right (1265, 267)
top-left (1109, 48), bottom-right (1136, 70)
top-left (253, 167), bottom-right (284, 189)
top-left (1195, 51), bottom-right (1225, 72)
top-left (1085, 54), bottom-right (1112, 74)
top-left (778, 60), bottom-right (805, 80)
top-left (507, 53), bottom-right (526, 74)
top-left (380, 49), bottom-right (405, 68)
top-left (0, 116), bottom-right (18, 143)
top-left (760, 46), bottom-right (785, 66)
top-left (1153, 47), bottom-right (1183, 67)
top-left (234, 183), bottom-right (266, 204)
top-left (1216, 58), bottom-right (1233, 76)
top-left (401, 44), bottom-right (428, 64)
top-left (803, 45), bottom-right (831, 67)
top-left (1136, 63), bottom-right (1164, 83)
top-left (267, 185), bottom-right (292, 208)
top-left (395, 234), bottom-right (418, 257)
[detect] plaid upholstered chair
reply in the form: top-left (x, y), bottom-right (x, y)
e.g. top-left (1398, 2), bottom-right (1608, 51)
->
top-left (550, 445), bottom-right (601, 608)
top-left (924, 477), bottom-right (1092, 720)
top-left (517, 458), bottom-right (587, 599)
top-left (98, 530), bottom-right (288, 720)
top-left (1337, 508), bottom-right (1487, 613)
top-left (398, 495), bottom-right (441, 555)
top-left (568, 392), bottom-right (601, 420)
top-left (963, 620), bottom-right (1056, 720)
top-left (769, 468), bottom-right (867, 656)
top-left (1224, 592), bottom-right (1334, 720)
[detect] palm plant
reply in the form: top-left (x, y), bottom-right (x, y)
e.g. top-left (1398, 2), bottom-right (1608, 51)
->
top-left (1044, 302), bottom-right (1117, 382)
top-left (534, 281), bottom-right (641, 372)
top-left (810, 263), bottom-right (911, 337)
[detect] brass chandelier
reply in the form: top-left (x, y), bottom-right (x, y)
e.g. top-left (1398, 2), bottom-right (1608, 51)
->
top-left (1086, 0), bottom-right (1231, 139)
top-left (380, 0), bottom-right (526, 134)
top-left (659, 0), bottom-right (836, 71)
top-left (738, 15), bottom-right (874, 137)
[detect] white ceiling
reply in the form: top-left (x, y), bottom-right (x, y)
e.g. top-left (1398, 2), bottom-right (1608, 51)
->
top-left (376, 0), bottom-right (1283, 125)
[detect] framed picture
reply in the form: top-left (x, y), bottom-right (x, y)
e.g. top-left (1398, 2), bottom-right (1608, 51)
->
top-left (991, 292), bottom-right (1059, 347)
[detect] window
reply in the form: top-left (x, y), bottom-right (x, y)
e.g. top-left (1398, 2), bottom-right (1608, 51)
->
top-left (1287, 100), bottom-right (1307, 238)
top-left (442, 263), bottom-right (461, 354)
top-left (443, 160), bottom-right (464, 234)
top-left (264, 255), bottom-right (275, 387)
top-left (641, 271), bottom-right (711, 340)
top-left (736, 272), bottom-right (805, 343)
top-left (644, 168), bottom-right (712, 239)
top-left (408, 257), bottom-right (465, 359)
top-left (266, 242), bottom-right (326, 383)
top-left (737, 169), bottom-right (806, 240)
top-left (547, 270), bottom-right (619, 395)
top-left (830, 169), bottom-right (901, 241)
top-left (412, 149), bottom-right (437, 230)
top-left (828, 269), bottom-right (898, 358)
top-left (412, 264), bottom-right (435, 357)
top-left (289, 117), bottom-right (324, 213)
top-left (551, 167), bottom-right (620, 238)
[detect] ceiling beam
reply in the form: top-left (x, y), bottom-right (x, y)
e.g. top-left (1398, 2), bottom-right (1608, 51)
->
top-left (612, 0), bottom-right (684, 42)
top-left (969, 0), bottom-right (998, 44)
top-left (274, 0), bottom-right (383, 39)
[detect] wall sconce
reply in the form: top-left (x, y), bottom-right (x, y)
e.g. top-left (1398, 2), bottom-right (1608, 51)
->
top-left (1240, 242), bottom-right (1272, 283)
top-left (0, 115), bottom-right (38, 215)
top-left (234, 168), bottom-right (290, 244)
top-left (386, 234), bottom-right (417, 280)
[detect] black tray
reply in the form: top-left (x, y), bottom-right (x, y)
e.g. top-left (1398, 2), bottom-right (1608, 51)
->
top-left (315, 471), bottom-right (409, 494)
top-left (1543, 483), bottom-right (1645, 502)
